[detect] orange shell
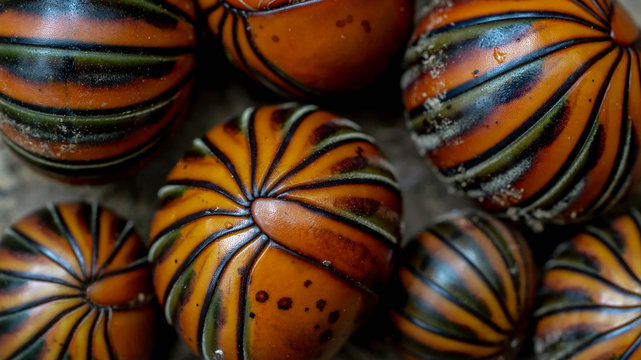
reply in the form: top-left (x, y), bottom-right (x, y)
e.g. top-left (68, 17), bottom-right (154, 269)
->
top-left (535, 208), bottom-right (641, 359)
top-left (403, 0), bottom-right (641, 225)
top-left (149, 103), bottom-right (402, 359)
top-left (390, 209), bottom-right (536, 359)
top-left (198, 0), bottom-right (412, 97)
top-left (0, 202), bottom-right (155, 360)
top-left (0, 1), bottom-right (197, 182)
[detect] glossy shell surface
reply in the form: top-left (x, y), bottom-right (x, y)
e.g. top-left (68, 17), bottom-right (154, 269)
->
top-left (0, 202), bottom-right (155, 360)
top-left (535, 208), bottom-right (641, 359)
top-left (149, 103), bottom-right (402, 360)
top-left (0, 1), bottom-right (197, 182)
top-left (403, 0), bottom-right (641, 225)
top-left (390, 209), bottom-right (535, 360)
top-left (197, 0), bottom-right (412, 97)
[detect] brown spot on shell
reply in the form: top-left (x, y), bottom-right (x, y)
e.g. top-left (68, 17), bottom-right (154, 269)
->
top-left (255, 291), bottom-right (269, 303)
top-left (361, 20), bottom-right (371, 33)
top-left (329, 311), bottom-right (339, 323)
top-left (316, 299), bottom-right (326, 311)
top-left (223, 119), bottom-right (240, 135)
top-left (331, 153), bottom-right (368, 173)
top-left (249, 312), bottom-right (255, 319)
top-left (217, 307), bottom-right (227, 326)
top-left (272, 35), bottom-right (279, 42)
top-left (333, 197), bottom-right (380, 216)
top-left (314, 324), bottom-right (320, 330)
top-left (304, 280), bottom-right (312, 287)
top-left (310, 122), bottom-right (341, 144)
top-left (277, 297), bottom-right (292, 310)
top-left (319, 330), bottom-right (333, 344)
top-left (336, 20), bottom-right (345, 27)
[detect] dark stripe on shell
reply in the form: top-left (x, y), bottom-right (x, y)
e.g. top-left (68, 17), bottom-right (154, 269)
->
top-left (236, 236), bottom-right (269, 360)
top-left (164, 179), bottom-right (250, 206)
top-left (200, 136), bottom-right (252, 201)
top-left (257, 106), bottom-right (316, 196)
top-left (5, 228), bottom-right (84, 284)
top-left (439, 44), bottom-right (615, 177)
top-left (265, 137), bottom-right (375, 196)
top-left (268, 240), bottom-right (378, 301)
top-left (195, 229), bottom-right (262, 356)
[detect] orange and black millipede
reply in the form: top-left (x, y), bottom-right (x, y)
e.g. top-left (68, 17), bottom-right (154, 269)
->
top-left (0, 202), bottom-right (155, 360)
top-left (403, 0), bottom-right (641, 225)
top-left (149, 103), bottom-right (402, 360)
top-left (0, 1), bottom-right (197, 182)
top-left (197, 0), bottom-right (412, 97)
top-left (390, 209), bottom-right (535, 360)
top-left (535, 208), bottom-right (641, 359)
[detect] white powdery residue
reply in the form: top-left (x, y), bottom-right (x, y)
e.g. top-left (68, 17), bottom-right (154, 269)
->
top-left (213, 349), bottom-right (224, 360)
top-left (488, 186), bottom-right (524, 208)
top-left (423, 89), bottom-right (448, 113)
top-left (533, 331), bottom-right (571, 360)
top-left (470, 173), bottom-right (524, 209)
top-left (421, 48), bottom-right (448, 81)
top-left (506, 208), bottom-right (544, 233)
top-left (476, 157), bottom-right (531, 195)
top-left (54, 143), bottom-right (78, 158)
top-left (531, 178), bottom-right (586, 224)
top-left (409, 89), bottom-right (454, 154)
top-left (413, 133), bottom-right (441, 153)
top-left (416, 0), bottom-right (454, 22)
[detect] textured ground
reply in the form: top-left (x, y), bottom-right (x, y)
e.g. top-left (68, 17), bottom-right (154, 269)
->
top-left (0, 1), bottom-right (640, 359)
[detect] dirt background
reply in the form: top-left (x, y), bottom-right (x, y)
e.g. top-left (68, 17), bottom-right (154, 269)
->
top-left (0, 1), bottom-right (640, 359)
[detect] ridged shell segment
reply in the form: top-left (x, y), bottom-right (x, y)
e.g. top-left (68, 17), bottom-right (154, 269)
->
top-left (0, 202), bottom-right (155, 360)
top-left (403, 0), bottom-right (641, 224)
top-left (0, 0), bottom-right (197, 181)
top-left (391, 209), bottom-right (535, 360)
top-left (535, 208), bottom-right (641, 359)
top-left (149, 103), bottom-right (402, 360)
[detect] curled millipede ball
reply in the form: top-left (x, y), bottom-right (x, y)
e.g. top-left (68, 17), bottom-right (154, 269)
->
top-left (0, 1), bottom-right (197, 183)
top-left (197, 0), bottom-right (412, 97)
top-left (403, 0), bottom-right (641, 225)
top-left (149, 103), bottom-right (402, 360)
top-left (535, 208), bottom-right (641, 359)
top-left (390, 209), bottom-right (535, 360)
top-left (0, 202), bottom-right (156, 360)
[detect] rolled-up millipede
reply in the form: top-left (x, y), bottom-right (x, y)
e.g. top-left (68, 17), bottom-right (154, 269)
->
top-left (0, 1), bottom-right (197, 182)
top-left (149, 103), bottom-right (402, 360)
top-left (403, 0), bottom-right (641, 225)
top-left (535, 208), bottom-right (641, 359)
top-left (390, 209), bottom-right (536, 360)
top-left (196, 0), bottom-right (412, 97)
top-left (0, 202), bottom-right (155, 360)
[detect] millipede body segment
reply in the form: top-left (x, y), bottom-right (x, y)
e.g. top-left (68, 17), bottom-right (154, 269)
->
top-left (149, 103), bottom-right (402, 360)
top-left (0, 0), bottom-right (197, 182)
top-left (198, 0), bottom-right (412, 97)
top-left (403, 0), bottom-right (641, 225)
top-left (0, 202), bottom-right (155, 360)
